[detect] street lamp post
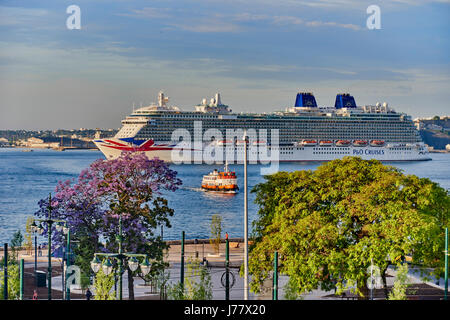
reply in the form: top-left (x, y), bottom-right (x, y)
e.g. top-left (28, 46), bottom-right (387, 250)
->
top-left (30, 193), bottom-right (68, 300)
top-left (3, 243), bottom-right (7, 300)
top-left (118, 215), bottom-right (123, 299)
top-left (34, 230), bottom-right (38, 287)
top-left (19, 259), bottom-right (24, 300)
top-left (243, 130), bottom-right (249, 300)
top-left (445, 227), bottom-right (448, 300)
top-left (181, 231), bottom-right (185, 289)
top-left (91, 253), bottom-right (151, 300)
top-left (91, 214), bottom-right (151, 300)
top-left (225, 233), bottom-right (230, 300)
top-left (63, 224), bottom-right (71, 300)
top-left (273, 251), bottom-right (278, 300)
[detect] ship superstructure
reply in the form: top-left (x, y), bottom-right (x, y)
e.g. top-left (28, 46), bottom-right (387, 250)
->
top-left (94, 91), bottom-right (430, 162)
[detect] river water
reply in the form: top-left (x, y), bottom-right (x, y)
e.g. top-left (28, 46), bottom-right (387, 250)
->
top-left (0, 148), bottom-right (449, 243)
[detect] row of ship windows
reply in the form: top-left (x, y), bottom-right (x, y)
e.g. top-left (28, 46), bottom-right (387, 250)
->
top-left (152, 124), bottom-right (414, 130)
top-left (140, 138), bottom-right (418, 144)
top-left (141, 132), bottom-right (416, 136)
top-left (140, 134), bottom-right (415, 139)
top-left (139, 135), bottom-right (417, 142)
top-left (139, 130), bottom-right (416, 137)
top-left (150, 118), bottom-right (412, 123)
top-left (154, 117), bottom-right (407, 122)
top-left (142, 124), bottom-right (415, 130)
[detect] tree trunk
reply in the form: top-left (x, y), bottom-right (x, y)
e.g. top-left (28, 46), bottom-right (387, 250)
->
top-left (127, 268), bottom-right (135, 300)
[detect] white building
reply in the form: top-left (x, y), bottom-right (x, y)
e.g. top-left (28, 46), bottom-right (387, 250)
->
top-left (0, 137), bottom-right (9, 147)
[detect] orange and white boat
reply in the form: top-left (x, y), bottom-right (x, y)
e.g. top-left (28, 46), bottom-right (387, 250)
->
top-left (353, 140), bottom-right (368, 147)
top-left (215, 139), bottom-right (233, 146)
top-left (301, 140), bottom-right (317, 147)
top-left (319, 140), bottom-right (333, 147)
top-left (252, 140), bottom-right (266, 146)
top-left (201, 162), bottom-right (238, 193)
top-left (335, 139), bottom-right (351, 147)
top-left (370, 140), bottom-right (385, 147)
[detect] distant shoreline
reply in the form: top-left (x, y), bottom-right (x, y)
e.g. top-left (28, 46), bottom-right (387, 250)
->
top-left (0, 146), bottom-right (99, 150)
top-left (429, 149), bottom-right (450, 153)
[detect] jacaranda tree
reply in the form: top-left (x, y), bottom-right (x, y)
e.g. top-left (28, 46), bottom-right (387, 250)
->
top-left (249, 157), bottom-right (450, 299)
top-left (35, 152), bottom-right (182, 299)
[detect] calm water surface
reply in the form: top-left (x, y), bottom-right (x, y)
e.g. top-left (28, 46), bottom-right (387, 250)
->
top-left (0, 148), bottom-right (449, 243)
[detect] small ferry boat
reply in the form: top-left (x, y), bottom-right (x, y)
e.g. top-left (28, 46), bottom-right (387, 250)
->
top-left (201, 162), bottom-right (238, 193)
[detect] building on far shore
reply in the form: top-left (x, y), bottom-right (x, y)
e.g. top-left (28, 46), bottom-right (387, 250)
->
top-left (414, 116), bottom-right (450, 150)
top-left (0, 137), bottom-right (9, 147)
top-left (18, 137), bottom-right (60, 148)
top-left (15, 136), bottom-right (96, 149)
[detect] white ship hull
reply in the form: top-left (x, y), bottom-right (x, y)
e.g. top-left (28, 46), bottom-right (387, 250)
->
top-left (94, 139), bottom-right (431, 163)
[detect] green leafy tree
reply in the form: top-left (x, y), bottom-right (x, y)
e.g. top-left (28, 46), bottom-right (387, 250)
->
top-left (24, 217), bottom-right (34, 255)
top-left (93, 268), bottom-right (116, 300)
top-left (284, 277), bottom-right (304, 300)
top-left (388, 263), bottom-right (411, 300)
top-left (167, 259), bottom-right (212, 300)
top-left (210, 214), bottom-right (223, 255)
top-left (0, 264), bottom-right (20, 300)
top-left (249, 157), bottom-right (450, 299)
top-left (167, 282), bottom-right (185, 300)
top-left (184, 259), bottom-right (212, 300)
top-left (9, 230), bottom-right (24, 262)
top-left (79, 272), bottom-right (92, 291)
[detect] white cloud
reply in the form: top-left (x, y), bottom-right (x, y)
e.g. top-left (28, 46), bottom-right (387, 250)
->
top-left (272, 15), bottom-right (361, 30)
top-left (171, 20), bottom-right (241, 33)
top-left (118, 7), bottom-right (172, 19)
top-left (0, 6), bottom-right (49, 26)
top-left (120, 7), bottom-right (362, 32)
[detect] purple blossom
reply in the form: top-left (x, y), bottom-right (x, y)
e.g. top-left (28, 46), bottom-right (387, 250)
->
top-left (34, 151), bottom-right (182, 255)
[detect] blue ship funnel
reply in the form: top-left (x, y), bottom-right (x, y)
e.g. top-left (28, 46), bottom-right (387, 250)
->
top-left (335, 93), bottom-right (357, 109)
top-left (295, 92), bottom-right (317, 108)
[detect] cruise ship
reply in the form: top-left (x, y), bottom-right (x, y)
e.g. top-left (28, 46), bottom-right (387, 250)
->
top-left (93, 91), bottom-right (431, 163)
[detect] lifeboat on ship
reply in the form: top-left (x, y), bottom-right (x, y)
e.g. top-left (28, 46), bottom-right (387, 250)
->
top-left (216, 140), bottom-right (233, 146)
top-left (201, 162), bottom-right (239, 193)
top-left (335, 140), bottom-right (351, 147)
top-left (319, 140), bottom-right (333, 147)
top-left (370, 140), bottom-right (385, 147)
top-left (252, 140), bottom-right (266, 146)
top-left (301, 140), bottom-right (317, 147)
top-left (353, 140), bottom-right (368, 147)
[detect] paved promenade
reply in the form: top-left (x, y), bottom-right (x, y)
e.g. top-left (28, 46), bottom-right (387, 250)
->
top-left (2, 240), bottom-right (447, 300)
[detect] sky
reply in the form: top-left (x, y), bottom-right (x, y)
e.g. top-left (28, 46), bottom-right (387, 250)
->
top-left (0, 0), bottom-right (449, 130)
